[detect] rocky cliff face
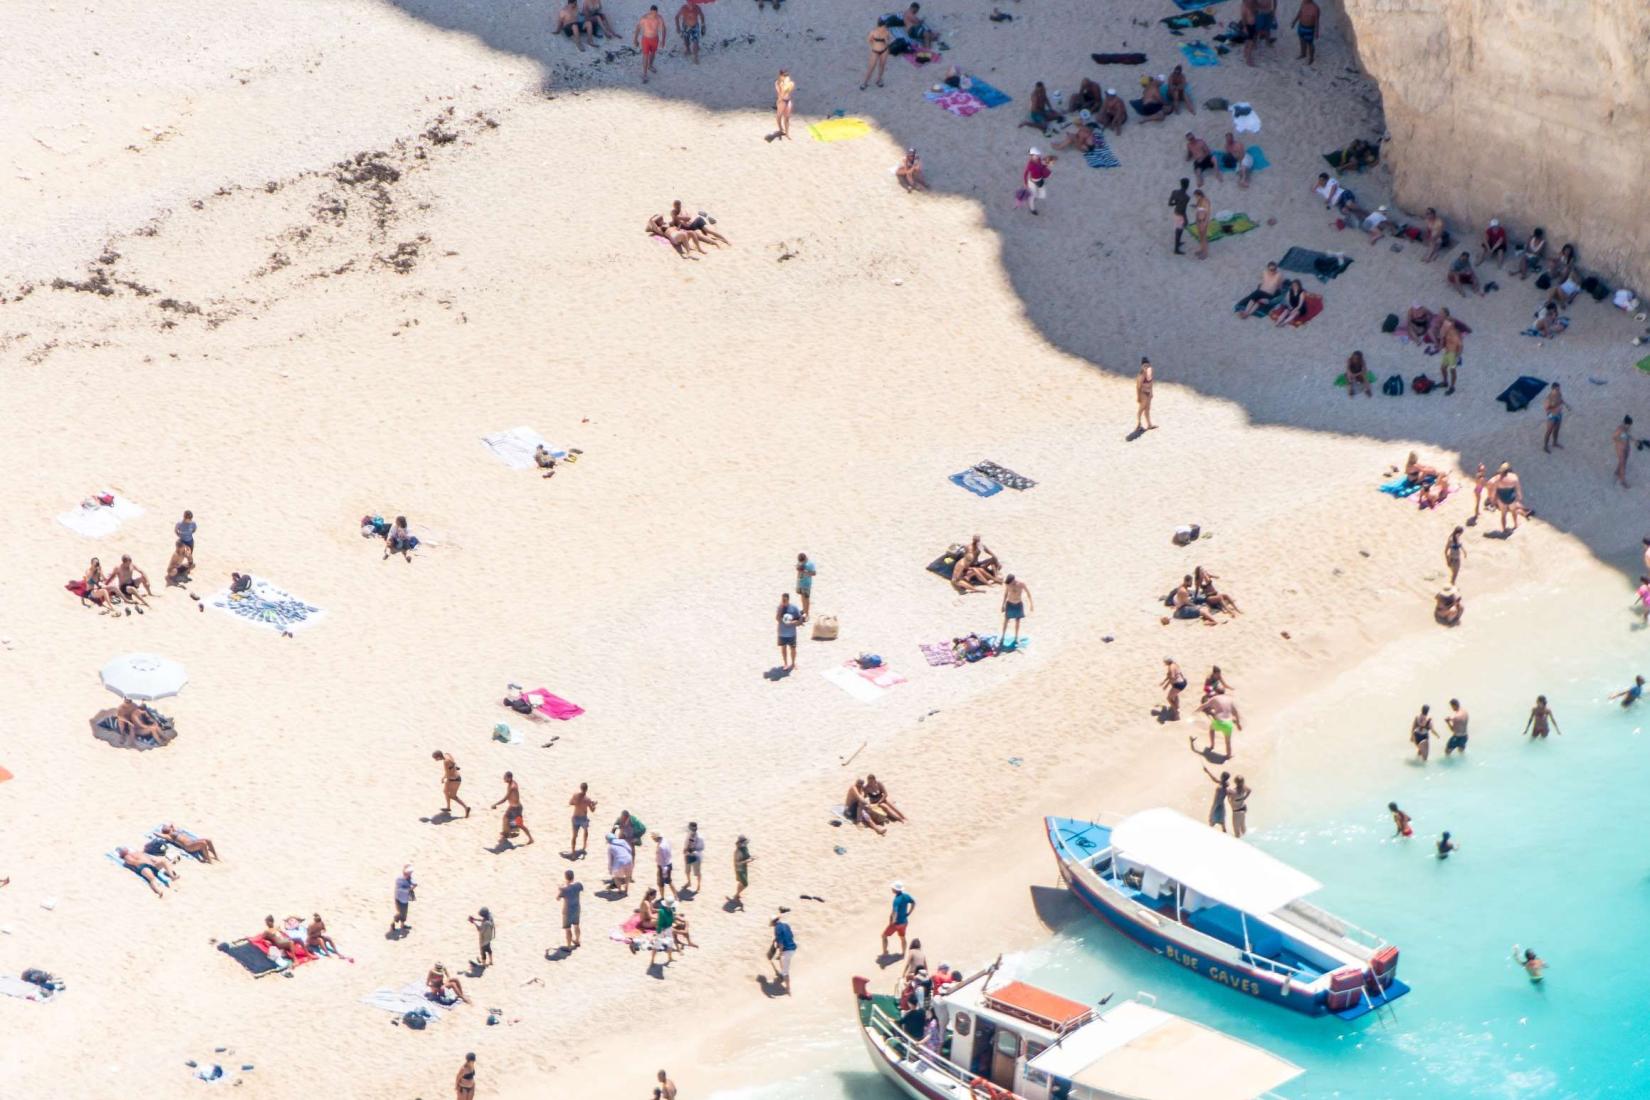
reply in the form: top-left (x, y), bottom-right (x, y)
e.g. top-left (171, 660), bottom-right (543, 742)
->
top-left (1344, 0), bottom-right (1650, 290)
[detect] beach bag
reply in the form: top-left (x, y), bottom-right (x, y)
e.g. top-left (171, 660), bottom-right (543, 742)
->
top-left (887, 35), bottom-right (910, 54)
top-left (1380, 313), bottom-right (1400, 333)
top-left (1411, 374), bottom-right (1435, 394)
top-left (857, 653), bottom-right (883, 669)
top-left (402, 1010), bottom-right (428, 1030)
top-left (1535, 274), bottom-right (1551, 290)
top-left (811, 614), bottom-right (839, 640)
top-left (1172, 524), bottom-right (1201, 546)
top-left (1382, 374), bottom-right (1404, 396)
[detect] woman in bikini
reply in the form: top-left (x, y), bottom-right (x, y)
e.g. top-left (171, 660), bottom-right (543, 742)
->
top-left (1194, 566), bottom-right (1240, 616)
top-left (669, 200), bottom-right (730, 246)
top-left (862, 22), bottom-right (891, 89)
top-left (455, 1054), bottom-right (477, 1100)
top-left (1444, 526), bottom-right (1465, 584)
top-left (774, 70), bottom-right (795, 139)
top-left (1160, 657), bottom-right (1187, 719)
top-left (1136, 357), bottom-right (1155, 431)
top-left (1522, 695), bottom-right (1560, 738)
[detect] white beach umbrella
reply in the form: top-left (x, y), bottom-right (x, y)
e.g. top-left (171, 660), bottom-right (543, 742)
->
top-left (100, 653), bottom-right (188, 701)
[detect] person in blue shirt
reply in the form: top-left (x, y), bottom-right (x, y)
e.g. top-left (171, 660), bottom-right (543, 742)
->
top-left (775, 593), bottom-right (802, 671)
top-left (794, 553), bottom-right (817, 619)
top-left (882, 882), bottom-right (917, 957)
top-left (769, 914), bottom-right (797, 993)
top-left (1609, 675), bottom-right (1645, 709)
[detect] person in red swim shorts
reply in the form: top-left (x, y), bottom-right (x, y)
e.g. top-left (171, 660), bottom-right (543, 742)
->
top-left (634, 5), bottom-right (667, 84)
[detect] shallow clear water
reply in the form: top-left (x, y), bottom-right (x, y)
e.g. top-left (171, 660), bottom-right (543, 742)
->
top-left (721, 580), bottom-right (1650, 1098)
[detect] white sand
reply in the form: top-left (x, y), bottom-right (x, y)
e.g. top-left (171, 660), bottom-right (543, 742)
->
top-left (3, 1), bottom-right (1647, 1097)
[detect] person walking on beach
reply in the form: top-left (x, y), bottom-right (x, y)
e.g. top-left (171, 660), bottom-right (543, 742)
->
top-left (1410, 705), bottom-right (1437, 761)
top-left (1161, 657), bottom-right (1187, 719)
top-left (491, 772), bottom-right (533, 847)
top-left (1490, 463), bottom-right (1525, 533)
top-left (1469, 463), bottom-right (1488, 525)
top-left (1001, 574), bottom-right (1032, 646)
top-left (433, 751), bottom-right (471, 818)
top-left (1444, 526), bottom-right (1465, 585)
top-left (468, 907), bottom-right (495, 970)
top-left (1229, 776), bottom-right (1252, 838)
top-left (675, 0), bottom-right (705, 64)
top-left (1444, 699), bottom-right (1470, 756)
top-left (683, 822), bottom-right (705, 894)
top-left (1168, 178), bottom-right (1190, 255)
top-left (862, 19), bottom-right (891, 89)
top-left (882, 882), bottom-right (916, 958)
top-left (558, 870), bottom-right (583, 949)
top-left (1022, 149), bottom-right (1054, 216)
top-left (776, 592), bottom-right (801, 671)
top-left (1292, 0), bottom-right (1320, 65)
top-left (1202, 768), bottom-right (1230, 832)
top-left (1609, 675), bottom-right (1645, 708)
top-left (634, 6), bottom-right (666, 84)
top-left (732, 834), bottom-right (754, 907)
top-left (455, 1053), bottom-right (477, 1100)
top-left (774, 69), bottom-right (795, 139)
top-left (1136, 357), bottom-right (1155, 431)
top-left (569, 782), bottom-right (596, 858)
top-left (769, 912), bottom-right (796, 993)
top-left (1614, 416), bottom-right (1634, 488)
top-left (390, 865), bottom-right (416, 935)
top-left (1542, 383), bottom-right (1569, 452)
top-left (795, 552), bottom-right (817, 619)
top-left (1192, 188), bottom-right (1212, 259)
top-left (1388, 802), bottom-right (1413, 837)
top-left (175, 510), bottom-right (197, 569)
top-left (1195, 691), bottom-right (1241, 757)
top-left (1523, 696), bottom-right (1561, 738)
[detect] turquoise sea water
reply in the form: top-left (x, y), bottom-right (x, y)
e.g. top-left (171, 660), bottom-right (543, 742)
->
top-left (722, 580), bottom-right (1650, 1098)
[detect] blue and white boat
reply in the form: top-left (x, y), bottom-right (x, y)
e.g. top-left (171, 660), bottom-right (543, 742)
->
top-left (1046, 809), bottom-right (1409, 1019)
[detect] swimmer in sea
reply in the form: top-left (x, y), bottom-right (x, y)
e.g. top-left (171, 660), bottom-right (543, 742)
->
top-left (1521, 695), bottom-right (1560, 738)
top-left (1435, 831), bottom-right (1457, 859)
top-left (1443, 699), bottom-right (1469, 756)
top-left (1608, 675), bottom-right (1645, 709)
top-left (1516, 947), bottom-right (1546, 983)
top-left (1410, 705), bottom-right (1437, 762)
top-left (1388, 802), bottom-right (1413, 837)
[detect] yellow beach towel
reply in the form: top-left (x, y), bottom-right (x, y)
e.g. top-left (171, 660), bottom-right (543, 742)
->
top-left (809, 117), bottom-right (872, 142)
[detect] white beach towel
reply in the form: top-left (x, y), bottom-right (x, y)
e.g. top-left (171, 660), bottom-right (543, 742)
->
top-left (0, 975), bottom-right (50, 1002)
top-left (207, 578), bottom-right (326, 634)
top-left (362, 983), bottom-right (448, 1019)
top-left (821, 666), bottom-right (886, 703)
top-left (55, 493), bottom-right (143, 538)
top-left (481, 428), bottom-right (566, 470)
top-left (1229, 103), bottom-right (1261, 133)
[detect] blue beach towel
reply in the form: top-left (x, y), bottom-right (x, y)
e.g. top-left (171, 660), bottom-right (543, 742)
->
top-left (966, 78), bottom-right (1012, 108)
top-left (1084, 136), bottom-right (1121, 168)
top-left (1180, 41), bottom-right (1220, 67)
top-left (1379, 476), bottom-right (1425, 499)
top-left (1219, 145), bottom-right (1271, 174)
top-left (950, 470), bottom-right (1004, 498)
top-left (1172, 0), bottom-right (1225, 10)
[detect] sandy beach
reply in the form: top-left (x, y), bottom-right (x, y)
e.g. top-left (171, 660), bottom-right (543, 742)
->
top-left (4, 1), bottom-right (1648, 1097)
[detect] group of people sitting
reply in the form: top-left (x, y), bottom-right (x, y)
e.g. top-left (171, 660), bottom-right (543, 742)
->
top-left (552, 0), bottom-right (620, 51)
top-left (361, 514), bottom-right (419, 560)
top-left (948, 534), bottom-right (1002, 593)
top-left (70, 555), bottom-right (153, 614)
top-left (105, 697), bottom-right (178, 749)
top-left (1023, 65), bottom-right (1200, 146)
top-left (1165, 567), bottom-right (1241, 626)
top-left (646, 200), bottom-right (732, 258)
top-left (1233, 260), bottom-right (1314, 326)
top-left (843, 773), bottom-right (907, 835)
top-left (632, 885), bottom-right (697, 964)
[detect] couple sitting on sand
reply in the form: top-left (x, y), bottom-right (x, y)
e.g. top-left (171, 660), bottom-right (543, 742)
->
top-left (110, 698), bottom-right (177, 749)
top-left (73, 555), bottom-right (152, 615)
top-left (843, 774), bottom-right (906, 836)
top-left (554, 0), bottom-right (619, 51)
top-left (950, 534), bottom-right (1001, 593)
top-left (1165, 567), bottom-right (1240, 626)
top-left (646, 200), bottom-right (732, 259)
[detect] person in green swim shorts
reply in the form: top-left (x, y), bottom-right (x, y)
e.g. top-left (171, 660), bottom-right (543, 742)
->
top-left (1195, 691), bottom-right (1242, 758)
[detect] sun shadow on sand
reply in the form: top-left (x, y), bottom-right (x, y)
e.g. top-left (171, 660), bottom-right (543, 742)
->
top-left (1027, 882), bottom-right (1086, 932)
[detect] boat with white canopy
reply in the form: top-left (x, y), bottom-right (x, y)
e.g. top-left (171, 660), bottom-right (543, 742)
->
top-left (1045, 809), bottom-right (1408, 1019)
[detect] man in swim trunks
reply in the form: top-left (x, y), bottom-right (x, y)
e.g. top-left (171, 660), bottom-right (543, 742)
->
top-left (117, 846), bottom-right (174, 897)
top-left (1137, 77), bottom-right (1168, 124)
top-left (1236, 261), bottom-right (1285, 317)
top-left (555, 0), bottom-right (589, 51)
top-left (1254, 0), bottom-right (1278, 44)
top-left (1097, 87), bottom-right (1127, 135)
top-left (1609, 675), bottom-right (1645, 709)
top-left (1541, 382), bottom-right (1569, 452)
top-left (1439, 313), bottom-right (1463, 394)
top-left (1410, 704), bottom-right (1436, 761)
top-left (109, 555), bottom-right (152, 606)
top-left (1184, 132), bottom-right (1216, 188)
top-left (491, 771), bottom-right (534, 847)
top-left (861, 19), bottom-right (891, 89)
top-left (675, 0), bottom-right (706, 64)
top-left (1522, 695), bottom-right (1560, 738)
top-left (1000, 573), bottom-right (1032, 646)
top-left (432, 751), bottom-right (470, 817)
top-left (1195, 692), bottom-right (1241, 757)
top-left (634, 5), bottom-right (667, 84)
top-left (1292, 0), bottom-right (1319, 65)
top-left (569, 781), bottom-right (597, 857)
top-left (669, 199), bottom-right (730, 246)
top-left (1443, 699), bottom-right (1469, 756)
top-left (1520, 948), bottom-right (1546, 983)
top-left (1435, 832), bottom-right (1456, 859)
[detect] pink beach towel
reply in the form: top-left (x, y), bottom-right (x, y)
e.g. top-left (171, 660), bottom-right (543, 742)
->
top-left (523, 688), bottom-right (584, 720)
top-left (856, 664), bottom-right (907, 689)
top-left (926, 90), bottom-right (983, 117)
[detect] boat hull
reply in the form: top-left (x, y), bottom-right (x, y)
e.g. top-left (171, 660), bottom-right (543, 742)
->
top-left (857, 999), bottom-right (975, 1100)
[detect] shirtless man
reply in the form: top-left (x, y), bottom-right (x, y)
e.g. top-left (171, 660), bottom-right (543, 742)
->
top-left (1195, 692), bottom-right (1242, 757)
top-left (1192, 189), bottom-right (1212, 259)
top-left (1254, 0), bottom-right (1279, 45)
top-left (844, 780), bottom-right (887, 835)
top-left (646, 214), bottom-right (703, 258)
top-left (862, 774), bottom-right (907, 823)
top-left (1421, 207), bottom-right (1447, 263)
top-left (1223, 132), bottom-right (1251, 188)
top-left (634, 5), bottom-right (667, 84)
top-left (1443, 699), bottom-right (1470, 756)
top-left (115, 697), bottom-right (166, 747)
top-left (1236, 261), bottom-right (1285, 317)
top-left (1171, 575), bottom-right (1218, 625)
top-left (432, 751), bottom-right (471, 817)
top-left (675, 0), bottom-right (706, 64)
top-left (1239, 0), bottom-right (1260, 66)
top-left (1001, 574), bottom-right (1032, 645)
top-left (1291, 0), bottom-right (1320, 65)
top-left (1522, 695), bottom-right (1561, 738)
top-left (581, 0), bottom-right (619, 39)
top-left (1096, 88), bottom-right (1127, 135)
top-left (1615, 416), bottom-right (1634, 488)
top-left (491, 771), bottom-right (534, 847)
top-left (116, 847), bottom-right (174, 898)
top-left (861, 19), bottom-right (891, 89)
top-left (1138, 78), bottom-right (1168, 124)
top-left (1184, 133), bottom-right (1216, 188)
top-left (1439, 313), bottom-right (1463, 394)
top-left (159, 824), bottom-right (219, 862)
top-left (968, 535), bottom-right (1000, 579)
top-left (1166, 65), bottom-right (1193, 115)
top-left (569, 781), bottom-right (598, 857)
top-left (109, 555), bottom-right (152, 606)
top-left (669, 200), bottom-right (730, 246)
top-left (555, 0), bottom-right (589, 51)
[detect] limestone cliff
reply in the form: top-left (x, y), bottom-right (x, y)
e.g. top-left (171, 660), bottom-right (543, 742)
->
top-left (1344, 0), bottom-right (1650, 290)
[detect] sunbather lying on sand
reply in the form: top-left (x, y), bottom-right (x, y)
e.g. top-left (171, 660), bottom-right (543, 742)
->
top-left (1236, 262), bottom-right (1285, 318)
top-left (160, 824), bottom-right (219, 862)
top-left (427, 963), bottom-right (470, 1004)
top-left (116, 847), bottom-right (176, 897)
top-left (670, 200), bottom-right (730, 246)
top-left (1417, 473), bottom-right (1451, 509)
top-left (646, 214), bottom-right (704, 259)
top-left (261, 915), bottom-right (315, 963)
top-left (1052, 118), bottom-right (1097, 153)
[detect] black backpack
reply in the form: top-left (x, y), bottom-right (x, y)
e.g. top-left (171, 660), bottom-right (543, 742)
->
top-left (1380, 313), bottom-right (1400, 333)
top-left (1382, 374), bottom-right (1404, 396)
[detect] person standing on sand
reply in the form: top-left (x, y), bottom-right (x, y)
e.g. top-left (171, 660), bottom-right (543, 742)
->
top-left (1543, 384), bottom-right (1569, 452)
top-left (862, 19), bottom-right (891, 89)
top-left (1439, 315), bottom-right (1463, 395)
top-left (468, 907), bottom-right (495, 969)
top-left (1614, 416), bottom-right (1634, 488)
top-left (1410, 705), bottom-right (1436, 762)
top-left (1022, 149), bottom-right (1054, 216)
top-left (1001, 574), bottom-right (1032, 646)
top-left (795, 552), bottom-right (817, 619)
top-left (558, 870), bottom-right (583, 949)
top-left (390, 865), bottom-right (416, 935)
top-left (776, 592), bottom-right (801, 671)
top-left (1444, 699), bottom-right (1470, 756)
top-left (1201, 768), bottom-right (1230, 831)
top-left (1195, 692), bottom-right (1241, 757)
top-left (432, 751), bottom-right (471, 818)
top-left (634, 6), bottom-right (667, 83)
top-left (1240, 0), bottom-right (1260, 66)
top-left (675, 0), bottom-right (705, 64)
top-left (733, 835), bottom-right (754, 907)
top-left (569, 782), bottom-right (596, 858)
top-left (1523, 695), bottom-right (1560, 738)
top-left (683, 822), bottom-right (705, 894)
top-left (1229, 776), bottom-right (1252, 838)
top-left (882, 882), bottom-right (916, 958)
top-left (491, 772), bottom-right (533, 847)
top-left (1491, 463), bottom-right (1524, 533)
top-left (774, 69), bottom-right (796, 139)
top-left (770, 912), bottom-right (796, 993)
top-left (455, 1053), bottom-right (476, 1100)
top-left (1444, 526), bottom-right (1465, 585)
top-left (1389, 802), bottom-right (1413, 837)
top-left (175, 510), bottom-right (197, 569)
top-left (1136, 357), bottom-right (1155, 431)
top-left (1161, 657), bottom-right (1188, 719)
top-left (1291, 0), bottom-right (1320, 65)
top-left (1192, 189), bottom-right (1213, 259)
top-left (654, 831), bottom-right (676, 900)
top-left (1168, 178), bottom-right (1190, 255)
